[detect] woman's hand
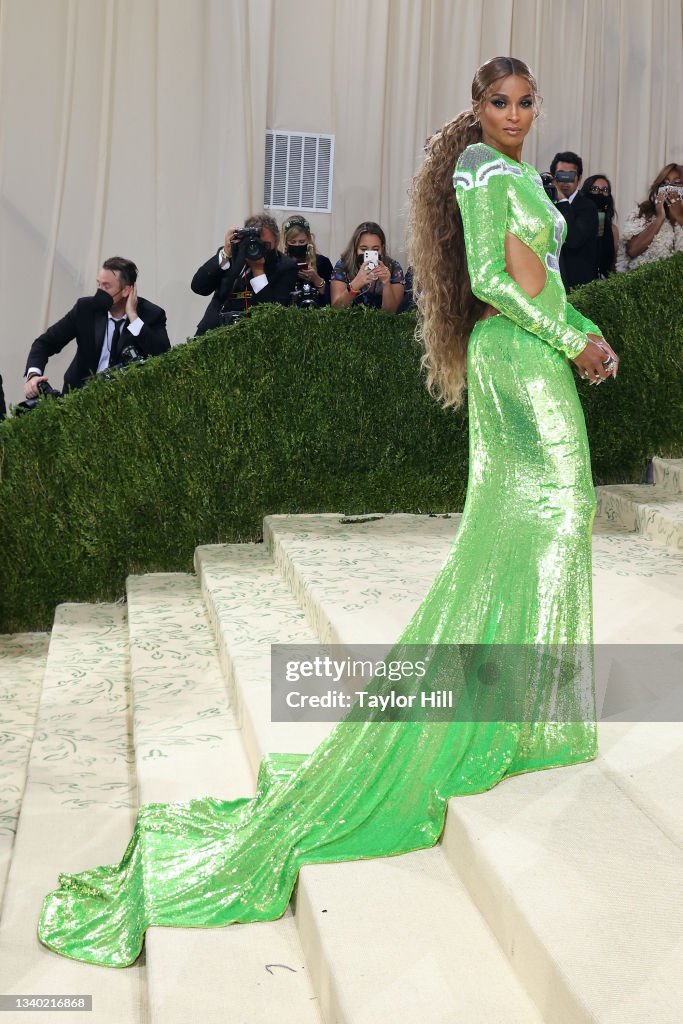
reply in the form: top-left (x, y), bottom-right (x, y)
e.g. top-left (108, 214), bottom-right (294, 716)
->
top-left (298, 265), bottom-right (325, 289)
top-left (572, 334), bottom-right (619, 384)
top-left (373, 261), bottom-right (392, 286)
top-left (664, 188), bottom-right (683, 225)
top-left (350, 263), bottom-right (375, 292)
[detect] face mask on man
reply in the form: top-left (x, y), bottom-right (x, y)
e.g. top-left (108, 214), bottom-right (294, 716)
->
top-left (91, 288), bottom-right (114, 312)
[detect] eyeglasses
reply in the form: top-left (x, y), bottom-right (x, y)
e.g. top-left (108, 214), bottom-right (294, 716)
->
top-left (590, 186), bottom-right (610, 195)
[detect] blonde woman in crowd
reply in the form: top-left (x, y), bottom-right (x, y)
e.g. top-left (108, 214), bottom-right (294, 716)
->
top-left (280, 214), bottom-right (333, 305)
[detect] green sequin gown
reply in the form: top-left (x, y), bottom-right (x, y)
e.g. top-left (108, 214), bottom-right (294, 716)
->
top-left (39, 143), bottom-right (600, 966)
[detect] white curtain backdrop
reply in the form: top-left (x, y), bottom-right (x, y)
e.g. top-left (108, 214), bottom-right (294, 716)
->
top-left (0, 0), bottom-right (681, 406)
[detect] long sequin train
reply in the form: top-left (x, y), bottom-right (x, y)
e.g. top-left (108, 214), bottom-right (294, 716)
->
top-left (38, 313), bottom-right (598, 967)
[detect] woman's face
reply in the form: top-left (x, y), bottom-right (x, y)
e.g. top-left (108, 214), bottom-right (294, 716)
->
top-left (477, 74), bottom-right (534, 155)
top-left (286, 229), bottom-right (309, 248)
top-left (589, 177), bottom-right (611, 196)
top-left (664, 168), bottom-right (682, 186)
top-left (356, 232), bottom-right (384, 257)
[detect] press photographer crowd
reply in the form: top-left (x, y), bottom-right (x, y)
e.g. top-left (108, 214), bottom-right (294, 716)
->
top-left (1, 151), bottom-right (681, 418)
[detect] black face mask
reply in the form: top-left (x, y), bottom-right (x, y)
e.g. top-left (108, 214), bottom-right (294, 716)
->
top-left (91, 288), bottom-right (114, 312)
top-left (264, 248), bottom-right (278, 266)
top-left (589, 193), bottom-right (610, 212)
top-left (287, 243), bottom-right (308, 260)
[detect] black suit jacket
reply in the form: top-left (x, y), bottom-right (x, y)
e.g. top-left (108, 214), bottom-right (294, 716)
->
top-left (556, 192), bottom-right (599, 290)
top-left (191, 248), bottom-right (298, 335)
top-left (26, 296), bottom-right (171, 391)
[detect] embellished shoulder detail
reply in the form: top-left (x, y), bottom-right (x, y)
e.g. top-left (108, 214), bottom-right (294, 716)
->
top-left (453, 143), bottom-right (523, 191)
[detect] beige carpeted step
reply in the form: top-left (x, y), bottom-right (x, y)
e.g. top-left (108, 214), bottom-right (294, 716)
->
top-left (652, 456), bottom-right (683, 494)
top-left (196, 542), bottom-right (545, 1024)
top-left (595, 484), bottom-right (683, 553)
top-left (126, 573), bottom-right (321, 1024)
top-left (0, 633), bottom-right (49, 918)
top-left (442, 757), bottom-right (683, 1024)
top-left (0, 605), bottom-right (145, 1024)
top-left (196, 543), bottom-right (331, 773)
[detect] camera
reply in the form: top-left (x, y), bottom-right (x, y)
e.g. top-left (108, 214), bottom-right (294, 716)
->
top-left (37, 379), bottom-right (62, 398)
top-left (218, 309), bottom-right (247, 326)
top-left (289, 281), bottom-right (319, 310)
top-left (554, 170), bottom-right (577, 183)
top-left (541, 173), bottom-right (558, 202)
top-left (13, 378), bottom-right (62, 415)
top-left (231, 227), bottom-right (268, 262)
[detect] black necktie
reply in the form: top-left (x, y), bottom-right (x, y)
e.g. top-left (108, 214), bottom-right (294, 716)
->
top-left (109, 319), bottom-right (124, 367)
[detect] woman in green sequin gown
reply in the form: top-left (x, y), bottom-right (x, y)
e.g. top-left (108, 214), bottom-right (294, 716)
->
top-left (39, 58), bottom-right (619, 967)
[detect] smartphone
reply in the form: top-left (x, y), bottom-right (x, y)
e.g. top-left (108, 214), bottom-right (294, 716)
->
top-left (658, 185), bottom-right (683, 201)
top-left (363, 250), bottom-right (380, 270)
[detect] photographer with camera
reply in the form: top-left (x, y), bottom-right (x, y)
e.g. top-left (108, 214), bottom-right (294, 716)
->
top-left (330, 221), bottom-right (405, 313)
top-left (24, 257), bottom-right (170, 398)
top-left (549, 151), bottom-right (599, 290)
top-left (617, 163), bottom-right (683, 273)
top-left (191, 214), bottom-right (298, 334)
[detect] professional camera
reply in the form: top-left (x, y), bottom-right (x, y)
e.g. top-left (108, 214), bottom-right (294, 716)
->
top-left (231, 227), bottom-right (268, 262)
top-left (13, 378), bottom-right (62, 415)
top-left (541, 173), bottom-right (557, 202)
top-left (289, 281), bottom-right (319, 310)
top-left (218, 309), bottom-right (247, 326)
top-left (37, 379), bottom-right (62, 398)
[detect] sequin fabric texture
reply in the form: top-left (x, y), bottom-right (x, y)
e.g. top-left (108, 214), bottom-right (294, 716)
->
top-left (38, 142), bottom-right (600, 967)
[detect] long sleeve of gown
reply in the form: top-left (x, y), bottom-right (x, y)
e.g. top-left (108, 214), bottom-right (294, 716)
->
top-left (454, 146), bottom-right (592, 360)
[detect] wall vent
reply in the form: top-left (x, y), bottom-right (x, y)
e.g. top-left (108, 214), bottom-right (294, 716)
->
top-left (264, 130), bottom-right (334, 213)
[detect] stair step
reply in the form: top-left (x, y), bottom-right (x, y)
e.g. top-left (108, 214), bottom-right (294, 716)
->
top-left (0, 605), bottom-right (145, 1022)
top-left (442, 757), bottom-right (683, 1024)
top-left (0, 633), bottom-right (49, 917)
top-left (126, 573), bottom-right (321, 1024)
top-left (197, 542), bottom-right (545, 1023)
top-left (595, 484), bottom-right (683, 553)
top-left (127, 573), bottom-right (248, 804)
top-left (264, 513), bottom-right (460, 644)
top-left (196, 543), bottom-right (331, 774)
top-left (652, 456), bottom-right (683, 494)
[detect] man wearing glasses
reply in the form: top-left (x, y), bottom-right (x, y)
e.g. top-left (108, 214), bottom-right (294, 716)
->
top-left (550, 150), bottom-right (599, 291)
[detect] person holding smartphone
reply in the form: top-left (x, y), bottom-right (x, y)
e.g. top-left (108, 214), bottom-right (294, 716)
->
top-left (616, 163), bottom-right (683, 272)
top-left (280, 215), bottom-right (333, 306)
top-left (330, 221), bottom-right (405, 312)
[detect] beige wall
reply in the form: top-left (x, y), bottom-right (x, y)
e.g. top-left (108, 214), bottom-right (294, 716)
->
top-left (0, 0), bottom-right (681, 406)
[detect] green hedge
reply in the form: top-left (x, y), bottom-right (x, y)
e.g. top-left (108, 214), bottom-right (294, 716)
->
top-left (1, 253), bottom-right (682, 632)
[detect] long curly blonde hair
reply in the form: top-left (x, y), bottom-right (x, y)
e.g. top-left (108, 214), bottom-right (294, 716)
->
top-left (408, 57), bottom-right (539, 408)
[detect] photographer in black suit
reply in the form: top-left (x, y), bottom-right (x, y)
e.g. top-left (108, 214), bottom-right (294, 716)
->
top-left (191, 214), bottom-right (297, 335)
top-left (550, 151), bottom-right (599, 290)
top-left (24, 257), bottom-right (170, 398)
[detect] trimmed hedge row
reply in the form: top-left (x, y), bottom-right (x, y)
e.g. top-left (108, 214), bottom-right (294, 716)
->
top-left (1, 253), bottom-right (682, 632)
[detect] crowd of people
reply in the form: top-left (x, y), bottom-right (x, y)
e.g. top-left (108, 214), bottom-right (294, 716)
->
top-left (0, 153), bottom-right (677, 416)
top-left (543, 151), bottom-right (683, 288)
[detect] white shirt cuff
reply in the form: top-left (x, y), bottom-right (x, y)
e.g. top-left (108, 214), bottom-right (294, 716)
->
top-left (218, 251), bottom-right (231, 270)
top-left (126, 318), bottom-right (144, 337)
top-left (249, 273), bottom-right (268, 294)
top-left (26, 367), bottom-right (43, 379)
